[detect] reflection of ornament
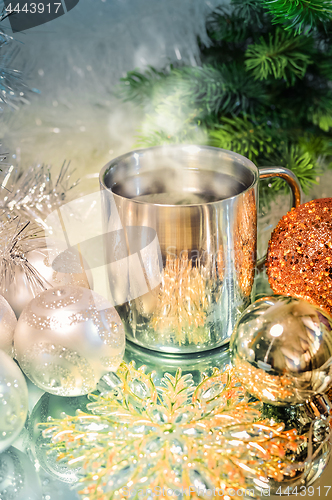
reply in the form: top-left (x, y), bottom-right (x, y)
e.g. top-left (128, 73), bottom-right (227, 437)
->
top-left (14, 286), bottom-right (125, 396)
top-left (266, 198), bottom-right (332, 315)
top-left (0, 350), bottom-right (28, 453)
top-left (0, 294), bottom-right (16, 356)
top-left (151, 251), bottom-right (209, 344)
top-left (231, 295), bottom-right (332, 405)
top-left (29, 392), bottom-right (90, 483)
top-left (39, 362), bottom-right (306, 500)
top-left (0, 161), bottom-right (79, 229)
top-left (234, 190), bottom-right (256, 297)
top-left (0, 217), bottom-right (91, 317)
top-left (0, 447), bottom-right (42, 500)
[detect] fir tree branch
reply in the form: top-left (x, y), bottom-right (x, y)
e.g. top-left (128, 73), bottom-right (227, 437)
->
top-left (118, 64), bottom-right (269, 120)
top-left (117, 1), bottom-right (332, 205)
top-left (117, 67), bottom-right (169, 106)
top-left (261, 0), bottom-right (332, 34)
top-left (232, 0), bottom-right (266, 25)
top-left (297, 134), bottom-right (332, 166)
top-left (206, 7), bottom-right (251, 44)
top-left (307, 91), bottom-right (332, 132)
top-left (261, 144), bottom-right (318, 193)
top-left (209, 116), bottom-right (273, 163)
top-left (245, 29), bottom-right (313, 84)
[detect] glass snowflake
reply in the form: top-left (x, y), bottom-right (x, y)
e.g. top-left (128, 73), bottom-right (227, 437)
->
top-left (40, 362), bottom-right (306, 500)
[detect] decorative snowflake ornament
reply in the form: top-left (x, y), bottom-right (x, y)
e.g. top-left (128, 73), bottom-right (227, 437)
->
top-left (40, 362), bottom-right (306, 500)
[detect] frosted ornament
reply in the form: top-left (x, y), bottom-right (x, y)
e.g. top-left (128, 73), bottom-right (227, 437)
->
top-left (0, 447), bottom-right (42, 500)
top-left (1, 234), bottom-right (92, 318)
top-left (0, 350), bottom-right (28, 453)
top-left (0, 295), bottom-right (17, 356)
top-left (14, 286), bottom-right (126, 396)
top-left (28, 392), bottom-right (89, 483)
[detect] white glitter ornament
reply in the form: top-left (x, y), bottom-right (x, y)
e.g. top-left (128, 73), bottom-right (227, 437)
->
top-left (0, 351), bottom-right (28, 453)
top-left (0, 295), bottom-right (17, 356)
top-left (14, 286), bottom-right (126, 396)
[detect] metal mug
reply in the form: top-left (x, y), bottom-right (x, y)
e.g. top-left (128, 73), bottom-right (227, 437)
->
top-left (99, 145), bottom-right (301, 353)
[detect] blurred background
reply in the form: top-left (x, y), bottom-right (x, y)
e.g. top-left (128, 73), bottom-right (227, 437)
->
top-left (1, 0), bottom-right (222, 172)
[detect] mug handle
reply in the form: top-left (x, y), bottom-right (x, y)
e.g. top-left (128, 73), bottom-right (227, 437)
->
top-left (256, 166), bottom-right (302, 270)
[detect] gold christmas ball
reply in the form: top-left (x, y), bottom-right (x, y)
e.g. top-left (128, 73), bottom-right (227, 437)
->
top-left (230, 295), bottom-right (332, 405)
top-left (14, 286), bottom-right (125, 396)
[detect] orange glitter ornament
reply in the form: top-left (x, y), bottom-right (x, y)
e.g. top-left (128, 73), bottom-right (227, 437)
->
top-left (266, 198), bottom-right (332, 315)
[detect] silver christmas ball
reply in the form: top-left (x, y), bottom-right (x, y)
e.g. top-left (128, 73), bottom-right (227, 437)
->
top-left (0, 295), bottom-right (17, 356)
top-left (230, 295), bottom-right (332, 405)
top-left (14, 286), bottom-right (125, 396)
top-left (0, 351), bottom-right (28, 453)
top-left (2, 238), bottom-right (93, 318)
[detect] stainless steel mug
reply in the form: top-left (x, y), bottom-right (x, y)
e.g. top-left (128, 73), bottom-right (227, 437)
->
top-left (100, 145), bottom-right (301, 353)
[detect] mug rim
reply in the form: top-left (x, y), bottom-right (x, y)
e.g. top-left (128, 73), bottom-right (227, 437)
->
top-left (99, 144), bottom-right (258, 207)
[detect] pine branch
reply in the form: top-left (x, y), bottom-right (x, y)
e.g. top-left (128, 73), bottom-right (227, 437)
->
top-left (232, 0), bottom-right (266, 25)
top-left (261, 0), bottom-right (332, 34)
top-left (259, 144), bottom-right (319, 209)
top-left (245, 29), bottom-right (313, 84)
top-left (261, 144), bottom-right (318, 193)
top-left (306, 91), bottom-right (332, 132)
top-left (297, 134), bottom-right (332, 166)
top-left (117, 67), bottom-right (169, 106)
top-left (119, 63), bottom-right (269, 125)
top-left (117, 1), bottom-right (332, 206)
top-left (209, 116), bottom-right (273, 163)
top-left (206, 7), bottom-right (251, 44)
top-left (206, 1), bottom-right (269, 45)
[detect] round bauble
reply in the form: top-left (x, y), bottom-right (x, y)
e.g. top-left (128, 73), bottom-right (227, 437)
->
top-left (28, 392), bottom-right (89, 483)
top-left (14, 286), bottom-right (125, 396)
top-left (230, 295), bottom-right (332, 405)
top-left (266, 198), bottom-right (332, 315)
top-left (0, 350), bottom-right (28, 453)
top-left (2, 237), bottom-right (93, 318)
top-left (0, 447), bottom-right (42, 500)
top-left (0, 295), bottom-right (17, 356)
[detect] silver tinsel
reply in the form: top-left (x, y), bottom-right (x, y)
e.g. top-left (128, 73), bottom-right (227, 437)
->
top-left (0, 160), bottom-right (79, 227)
top-left (0, 2), bottom-right (36, 111)
top-left (0, 30), bottom-right (32, 111)
top-left (0, 217), bottom-right (50, 308)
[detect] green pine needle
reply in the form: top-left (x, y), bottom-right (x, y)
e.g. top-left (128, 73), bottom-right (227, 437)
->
top-left (117, 1), bottom-right (332, 207)
top-left (118, 64), bottom-right (269, 120)
top-left (298, 134), bottom-right (332, 162)
top-left (117, 67), bottom-right (169, 106)
top-left (307, 93), bottom-right (332, 131)
top-left (206, 7), bottom-right (251, 44)
top-left (262, 144), bottom-right (318, 193)
top-left (245, 29), bottom-right (313, 84)
top-left (261, 0), bottom-right (332, 34)
top-left (209, 116), bottom-right (273, 163)
top-left (232, 0), bottom-right (265, 23)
